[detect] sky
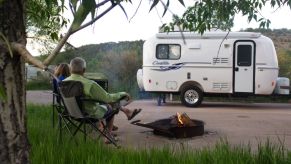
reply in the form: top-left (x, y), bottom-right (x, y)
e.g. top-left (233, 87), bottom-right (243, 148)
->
top-left (27, 0), bottom-right (291, 54)
top-left (65, 0), bottom-right (291, 47)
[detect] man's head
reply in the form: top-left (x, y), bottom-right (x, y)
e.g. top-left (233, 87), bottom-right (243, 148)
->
top-left (69, 57), bottom-right (86, 75)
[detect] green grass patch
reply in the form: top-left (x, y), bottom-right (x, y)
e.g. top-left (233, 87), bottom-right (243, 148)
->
top-left (26, 80), bottom-right (51, 90)
top-left (28, 104), bottom-right (291, 164)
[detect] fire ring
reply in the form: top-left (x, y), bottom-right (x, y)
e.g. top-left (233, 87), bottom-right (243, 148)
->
top-left (131, 118), bottom-right (204, 138)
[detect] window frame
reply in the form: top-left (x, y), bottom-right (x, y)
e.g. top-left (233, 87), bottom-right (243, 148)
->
top-left (156, 44), bottom-right (181, 60)
top-left (237, 44), bottom-right (252, 66)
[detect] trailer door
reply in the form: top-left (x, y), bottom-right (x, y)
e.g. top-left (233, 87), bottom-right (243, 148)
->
top-left (234, 41), bottom-right (255, 93)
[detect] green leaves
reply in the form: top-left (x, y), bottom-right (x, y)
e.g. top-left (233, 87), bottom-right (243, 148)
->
top-left (164, 0), bottom-right (288, 34)
top-left (178, 0), bottom-right (185, 7)
top-left (149, 0), bottom-right (159, 11)
top-left (162, 0), bottom-right (170, 17)
top-left (162, 0), bottom-right (235, 33)
top-left (70, 0), bottom-right (78, 14)
top-left (71, 0), bottom-right (96, 31)
top-left (118, 3), bottom-right (128, 20)
top-left (50, 32), bottom-right (58, 41)
top-left (26, 0), bottom-right (67, 42)
top-left (149, 0), bottom-right (185, 15)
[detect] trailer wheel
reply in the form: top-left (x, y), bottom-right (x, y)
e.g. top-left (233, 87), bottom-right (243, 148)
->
top-left (180, 86), bottom-right (203, 107)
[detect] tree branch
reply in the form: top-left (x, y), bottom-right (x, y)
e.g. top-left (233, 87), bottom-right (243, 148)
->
top-left (96, 0), bottom-right (111, 8)
top-left (11, 42), bottom-right (47, 70)
top-left (43, 28), bottom-right (72, 66)
top-left (71, 4), bottom-right (117, 34)
top-left (42, 1), bottom-right (116, 66)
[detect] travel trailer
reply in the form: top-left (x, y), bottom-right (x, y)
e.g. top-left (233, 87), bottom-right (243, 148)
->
top-left (137, 31), bottom-right (290, 107)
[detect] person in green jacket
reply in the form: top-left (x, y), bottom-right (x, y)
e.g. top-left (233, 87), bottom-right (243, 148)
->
top-left (64, 57), bottom-right (141, 139)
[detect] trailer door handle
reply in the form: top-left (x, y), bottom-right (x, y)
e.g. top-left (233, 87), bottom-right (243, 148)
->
top-left (235, 67), bottom-right (239, 71)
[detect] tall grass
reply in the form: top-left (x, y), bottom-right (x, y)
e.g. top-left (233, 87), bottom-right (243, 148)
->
top-left (28, 104), bottom-right (291, 164)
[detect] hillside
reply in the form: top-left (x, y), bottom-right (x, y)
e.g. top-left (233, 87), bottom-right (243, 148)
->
top-left (243, 28), bottom-right (291, 51)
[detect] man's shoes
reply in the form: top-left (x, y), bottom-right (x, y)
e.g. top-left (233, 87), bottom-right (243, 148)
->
top-left (104, 135), bottom-right (119, 144)
top-left (112, 125), bottom-right (118, 131)
top-left (128, 108), bottom-right (142, 120)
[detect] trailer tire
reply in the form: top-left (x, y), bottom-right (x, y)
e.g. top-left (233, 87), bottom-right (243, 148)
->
top-left (180, 86), bottom-right (203, 107)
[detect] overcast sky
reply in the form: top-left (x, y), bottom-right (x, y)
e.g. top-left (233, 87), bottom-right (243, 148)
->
top-left (27, 0), bottom-right (291, 54)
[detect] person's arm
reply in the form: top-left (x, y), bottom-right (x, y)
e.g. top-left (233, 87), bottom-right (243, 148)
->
top-left (89, 82), bottom-right (127, 103)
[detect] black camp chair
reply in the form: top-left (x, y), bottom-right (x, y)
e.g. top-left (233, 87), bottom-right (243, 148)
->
top-left (52, 77), bottom-right (61, 128)
top-left (50, 77), bottom-right (77, 142)
top-left (58, 80), bottom-right (119, 147)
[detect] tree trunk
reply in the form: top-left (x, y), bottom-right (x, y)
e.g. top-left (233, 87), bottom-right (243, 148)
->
top-left (0, 0), bottom-right (29, 163)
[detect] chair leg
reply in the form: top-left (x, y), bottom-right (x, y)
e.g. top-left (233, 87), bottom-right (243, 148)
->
top-left (58, 114), bottom-right (62, 143)
top-left (59, 115), bottom-right (79, 144)
top-left (53, 106), bottom-right (55, 128)
top-left (70, 122), bottom-right (84, 140)
top-left (52, 95), bottom-right (56, 128)
top-left (83, 124), bottom-right (86, 142)
top-left (88, 120), bottom-right (119, 148)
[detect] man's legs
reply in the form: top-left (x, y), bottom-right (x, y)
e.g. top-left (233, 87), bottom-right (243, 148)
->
top-left (102, 105), bottom-right (117, 143)
top-left (103, 104), bottom-right (117, 133)
top-left (120, 107), bottom-right (142, 120)
top-left (112, 97), bottom-right (142, 120)
top-left (105, 115), bottom-right (114, 133)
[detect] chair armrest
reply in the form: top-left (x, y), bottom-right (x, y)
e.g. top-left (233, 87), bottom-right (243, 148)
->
top-left (52, 92), bottom-right (60, 96)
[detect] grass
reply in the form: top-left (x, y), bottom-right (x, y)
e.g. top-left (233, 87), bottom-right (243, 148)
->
top-left (28, 104), bottom-right (291, 164)
top-left (26, 80), bottom-right (51, 90)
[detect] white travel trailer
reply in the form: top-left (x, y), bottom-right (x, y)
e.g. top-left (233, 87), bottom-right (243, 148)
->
top-left (137, 31), bottom-right (290, 107)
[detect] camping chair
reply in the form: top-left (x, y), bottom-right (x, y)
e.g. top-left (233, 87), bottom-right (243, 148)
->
top-left (51, 77), bottom-right (78, 142)
top-left (58, 80), bottom-right (119, 147)
top-left (51, 77), bottom-right (60, 127)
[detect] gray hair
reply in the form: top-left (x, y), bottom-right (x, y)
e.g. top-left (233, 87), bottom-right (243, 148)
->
top-left (70, 57), bottom-right (86, 74)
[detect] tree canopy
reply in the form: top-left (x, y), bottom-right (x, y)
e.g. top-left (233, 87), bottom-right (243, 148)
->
top-left (163, 0), bottom-right (291, 33)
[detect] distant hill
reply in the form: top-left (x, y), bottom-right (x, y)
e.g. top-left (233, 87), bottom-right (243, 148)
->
top-left (38, 40), bottom-right (144, 96)
top-left (247, 28), bottom-right (291, 78)
top-left (39, 40), bottom-right (144, 72)
top-left (242, 28), bottom-right (291, 51)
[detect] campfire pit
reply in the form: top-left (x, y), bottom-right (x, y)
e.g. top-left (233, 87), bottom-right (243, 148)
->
top-left (131, 113), bottom-right (204, 138)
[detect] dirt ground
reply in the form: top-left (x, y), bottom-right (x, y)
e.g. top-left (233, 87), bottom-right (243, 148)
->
top-left (27, 90), bottom-right (291, 150)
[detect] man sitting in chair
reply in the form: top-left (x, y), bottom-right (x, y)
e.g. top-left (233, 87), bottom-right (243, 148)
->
top-left (64, 57), bottom-right (142, 139)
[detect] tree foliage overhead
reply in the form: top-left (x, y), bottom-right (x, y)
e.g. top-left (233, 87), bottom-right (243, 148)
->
top-left (163, 0), bottom-right (291, 33)
top-left (26, 0), bottom-right (67, 40)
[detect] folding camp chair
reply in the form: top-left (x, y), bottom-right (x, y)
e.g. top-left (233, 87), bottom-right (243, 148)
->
top-left (51, 77), bottom-right (60, 128)
top-left (58, 80), bottom-right (119, 147)
top-left (50, 77), bottom-right (77, 142)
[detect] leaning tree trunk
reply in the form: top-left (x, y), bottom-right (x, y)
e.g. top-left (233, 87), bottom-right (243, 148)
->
top-left (0, 0), bottom-right (29, 163)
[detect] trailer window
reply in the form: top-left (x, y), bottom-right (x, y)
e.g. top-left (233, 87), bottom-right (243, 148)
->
top-left (156, 44), bottom-right (181, 60)
top-left (237, 45), bottom-right (252, 66)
